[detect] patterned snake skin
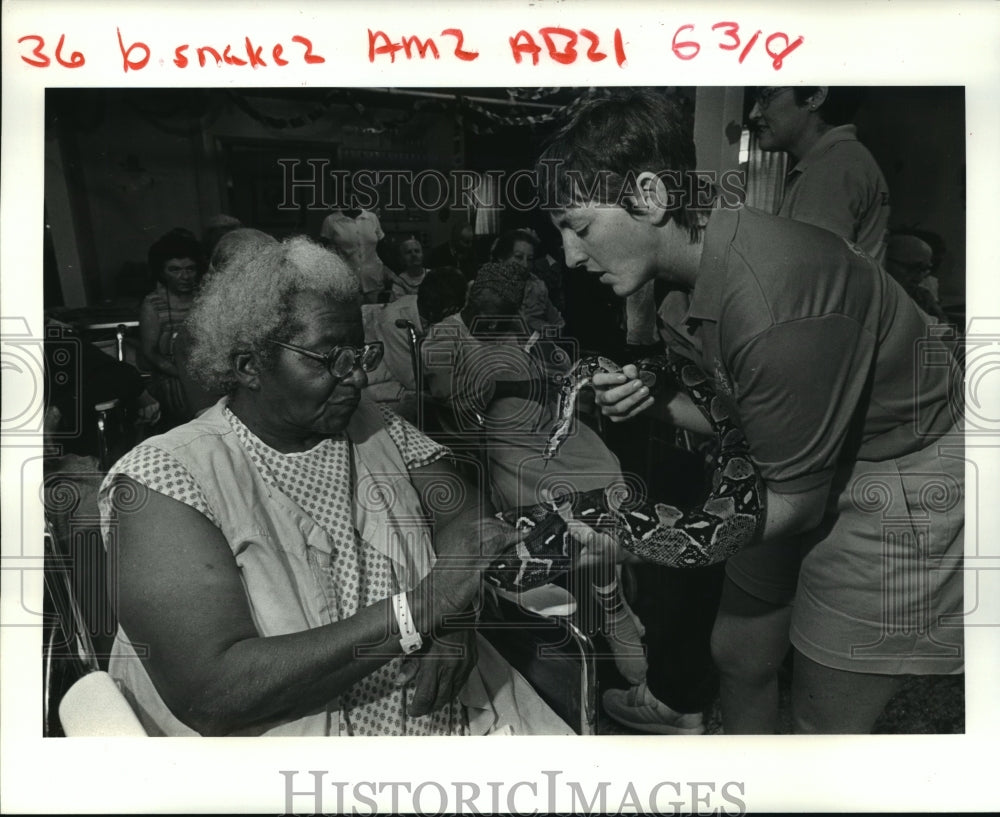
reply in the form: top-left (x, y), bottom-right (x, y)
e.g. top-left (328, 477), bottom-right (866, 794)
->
top-left (486, 352), bottom-right (765, 590)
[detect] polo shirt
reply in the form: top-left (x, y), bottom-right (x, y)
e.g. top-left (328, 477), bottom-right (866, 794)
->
top-left (658, 207), bottom-right (957, 495)
top-left (779, 124), bottom-right (890, 265)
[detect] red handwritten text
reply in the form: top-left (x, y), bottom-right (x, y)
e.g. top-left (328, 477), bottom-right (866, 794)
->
top-left (17, 33), bottom-right (85, 68)
top-left (109, 30), bottom-right (324, 72)
top-left (172, 35), bottom-right (324, 69)
top-left (509, 27), bottom-right (626, 66)
top-left (368, 29), bottom-right (479, 62)
top-left (672, 22), bottom-right (803, 70)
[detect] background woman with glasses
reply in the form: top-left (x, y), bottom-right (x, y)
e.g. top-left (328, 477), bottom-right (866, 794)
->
top-left (748, 85), bottom-right (890, 263)
top-left (97, 236), bottom-right (568, 736)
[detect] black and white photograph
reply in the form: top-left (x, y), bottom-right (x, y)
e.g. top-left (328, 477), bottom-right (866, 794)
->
top-left (3, 2), bottom-right (999, 815)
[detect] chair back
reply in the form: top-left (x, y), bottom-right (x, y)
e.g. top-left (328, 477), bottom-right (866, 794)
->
top-left (95, 399), bottom-right (140, 471)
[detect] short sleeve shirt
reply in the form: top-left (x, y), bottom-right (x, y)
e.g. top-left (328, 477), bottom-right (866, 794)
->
top-left (102, 403), bottom-right (458, 736)
top-left (778, 125), bottom-right (891, 265)
top-left (658, 207), bottom-right (957, 495)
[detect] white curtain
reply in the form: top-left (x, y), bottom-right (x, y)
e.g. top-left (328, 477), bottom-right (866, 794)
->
top-left (744, 130), bottom-right (788, 214)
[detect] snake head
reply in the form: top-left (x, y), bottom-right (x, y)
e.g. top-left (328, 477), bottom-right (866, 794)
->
top-left (574, 355), bottom-right (620, 381)
top-left (543, 355), bottom-right (624, 461)
top-left (634, 355), bottom-right (672, 396)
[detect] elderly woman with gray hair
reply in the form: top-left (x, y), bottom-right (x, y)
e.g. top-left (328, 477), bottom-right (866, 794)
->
top-left (99, 236), bottom-right (567, 736)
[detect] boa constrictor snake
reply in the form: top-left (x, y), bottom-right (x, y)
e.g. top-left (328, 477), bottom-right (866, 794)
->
top-left (486, 352), bottom-right (766, 591)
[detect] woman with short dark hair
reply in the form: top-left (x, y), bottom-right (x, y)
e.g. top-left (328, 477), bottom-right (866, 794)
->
top-left (139, 229), bottom-right (205, 425)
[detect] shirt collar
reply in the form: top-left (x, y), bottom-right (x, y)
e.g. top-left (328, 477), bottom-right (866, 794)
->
top-left (684, 208), bottom-right (740, 324)
top-left (788, 124), bottom-right (858, 176)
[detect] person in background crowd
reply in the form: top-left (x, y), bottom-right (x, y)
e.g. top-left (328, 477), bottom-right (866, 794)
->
top-left (903, 228), bottom-right (948, 304)
top-left (138, 229), bottom-right (205, 427)
top-left (491, 229), bottom-right (565, 336)
top-left (320, 209), bottom-right (395, 304)
top-left (360, 267), bottom-right (469, 423)
top-left (428, 221), bottom-right (478, 282)
top-left (420, 261), bottom-right (648, 688)
top-left (884, 232), bottom-right (953, 325)
top-left (390, 236), bottom-right (429, 301)
top-left (750, 86), bottom-right (890, 264)
top-left (541, 89), bottom-right (963, 735)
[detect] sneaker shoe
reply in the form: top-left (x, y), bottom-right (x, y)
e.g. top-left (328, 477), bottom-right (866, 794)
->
top-left (603, 610), bottom-right (648, 687)
top-left (602, 683), bottom-right (705, 735)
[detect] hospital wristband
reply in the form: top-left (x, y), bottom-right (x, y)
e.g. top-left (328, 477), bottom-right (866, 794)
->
top-left (392, 592), bottom-right (423, 655)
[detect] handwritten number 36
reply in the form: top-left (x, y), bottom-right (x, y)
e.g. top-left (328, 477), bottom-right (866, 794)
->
top-left (672, 23), bottom-right (802, 69)
top-left (18, 34), bottom-right (85, 68)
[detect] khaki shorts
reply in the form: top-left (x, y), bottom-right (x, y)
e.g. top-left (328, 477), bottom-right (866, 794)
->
top-left (729, 433), bottom-right (965, 675)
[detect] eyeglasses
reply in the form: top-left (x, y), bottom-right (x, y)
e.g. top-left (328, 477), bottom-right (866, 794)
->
top-left (269, 339), bottom-right (384, 378)
top-left (753, 87), bottom-right (792, 109)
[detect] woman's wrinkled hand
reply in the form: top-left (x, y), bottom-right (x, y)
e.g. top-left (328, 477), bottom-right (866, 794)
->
top-left (397, 628), bottom-right (477, 718)
top-left (435, 515), bottom-right (526, 563)
top-left (564, 518), bottom-right (624, 570)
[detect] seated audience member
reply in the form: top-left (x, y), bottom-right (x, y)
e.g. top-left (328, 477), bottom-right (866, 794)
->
top-left (531, 231), bottom-right (568, 315)
top-left (390, 236), bottom-right (429, 301)
top-left (904, 228), bottom-right (947, 304)
top-left (360, 294), bottom-right (422, 422)
top-left (139, 229), bottom-right (205, 427)
top-left (885, 232), bottom-right (953, 325)
top-left (360, 267), bottom-right (469, 422)
top-left (750, 86), bottom-right (890, 263)
top-left (176, 227), bottom-right (278, 417)
top-left (420, 261), bottom-right (646, 684)
top-left (491, 229), bottom-right (565, 336)
top-left (427, 221), bottom-right (478, 281)
top-left (99, 236), bottom-right (569, 737)
top-left (320, 209), bottom-right (394, 304)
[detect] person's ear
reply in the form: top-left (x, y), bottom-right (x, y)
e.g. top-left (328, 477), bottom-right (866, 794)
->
top-left (633, 171), bottom-right (672, 225)
top-left (807, 87), bottom-right (829, 111)
top-left (233, 350), bottom-right (262, 391)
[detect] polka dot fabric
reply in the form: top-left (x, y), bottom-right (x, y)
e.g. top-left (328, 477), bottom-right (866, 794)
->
top-left (377, 403), bottom-right (450, 470)
top-left (100, 444), bottom-right (218, 526)
top-left (101, 405), bottom-right (465, 736)
top-left (225, 408), bottom-right (465, 736)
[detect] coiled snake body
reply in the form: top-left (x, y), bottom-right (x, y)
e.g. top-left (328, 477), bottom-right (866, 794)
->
top-left (486, 352), bottom-right (765, 590)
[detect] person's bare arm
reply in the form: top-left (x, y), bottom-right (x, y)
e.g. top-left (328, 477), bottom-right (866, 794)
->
top-left (592, 365), bottom-right (713, 435)
top-left (404, 456), bottom-right (517, 716)
top-left (138, 298), bottom-right (178, 376)
top-left (109, 475), bottom-right (514, 735)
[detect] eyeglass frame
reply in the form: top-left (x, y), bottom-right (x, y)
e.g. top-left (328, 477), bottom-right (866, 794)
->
top-left (753, 86), bottom-right (793, 110)
top-left (268, 338), bottom-right (385, 378)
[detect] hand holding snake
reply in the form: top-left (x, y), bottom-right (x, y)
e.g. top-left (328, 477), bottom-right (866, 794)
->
top-left (486, 351), bottom-right (766, 590)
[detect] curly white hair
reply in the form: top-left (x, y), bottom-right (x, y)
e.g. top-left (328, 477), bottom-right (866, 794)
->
top-left (186, 235), bottom-right (359, 393)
